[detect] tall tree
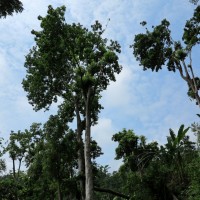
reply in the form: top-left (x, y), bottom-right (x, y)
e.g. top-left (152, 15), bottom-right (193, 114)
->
top-left (0, 0), bottom-right (23, 18)
top-left (22, 5), bottom-right (122, 200)
top-left (132, 6), bottom-right (200, 107)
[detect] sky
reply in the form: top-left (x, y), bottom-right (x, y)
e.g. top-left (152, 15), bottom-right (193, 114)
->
top-left (0, 0), bottom-right (199, 172)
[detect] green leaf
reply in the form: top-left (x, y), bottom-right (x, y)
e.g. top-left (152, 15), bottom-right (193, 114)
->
top-left (177, 124), bottom-right (190, 144)
top-left (169, 128), bottom-right (176, 142)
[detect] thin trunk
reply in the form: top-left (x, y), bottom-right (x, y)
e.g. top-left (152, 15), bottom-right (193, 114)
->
top-left (182, 61), bottom-right (200, 106)
top-left (177, 62), bottom-right (200, 107)
top-left (75, 101), bottom-right (85, 200)
top-left (84, 88), bottom-right (93, 200)
top-left (57, 181), bottom-right (62, 200)
top-left (12, 158), bottom-right (16, 179)
top-left (17, 158), bottom-right (22, 179)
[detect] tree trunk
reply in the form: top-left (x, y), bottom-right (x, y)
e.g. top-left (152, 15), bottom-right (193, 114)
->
top-left (84, 89), bottom-right (93, 200)
top-left (75, 101), bottom-right (85, 200)
top-left (12, 158), bottom-right (16, 179)
top-left (178, 62), bottom-right (200, 107)
top-left (17, 158), bottom-right (22, 179)
top-left (57, 181), bottom-right (62, 200)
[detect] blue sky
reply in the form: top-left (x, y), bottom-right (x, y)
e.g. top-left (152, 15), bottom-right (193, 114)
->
top-left (0, 0), bottom-right (199, 172)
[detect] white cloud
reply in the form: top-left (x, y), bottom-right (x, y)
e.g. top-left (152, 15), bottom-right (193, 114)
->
top-left (92, 118), bottom-right (115, 147)
top-left (0, 52), bottom-right (12, 86)
top-left (102, 67), bottom-right (134, 108)
top-left (92, 118), bottom-right (122, 171)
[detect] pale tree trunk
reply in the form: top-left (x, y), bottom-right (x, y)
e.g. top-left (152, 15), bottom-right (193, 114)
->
top-left (178, 61), bottom-right (200, 107)
top-left (75, 101), bottom-right (85, 200)
top-left (84, 88), bottom-right (93, 200)
top-left (17, 157), bottom-right (22, 179)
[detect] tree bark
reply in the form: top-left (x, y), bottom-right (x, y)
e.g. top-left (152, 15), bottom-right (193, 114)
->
top-left (75, 101), bottom-right (85, 200)
top-left (177, 63), bottom-right (200, 107)
top-left (12, 158), bottom-right (16, 179)
top-left (84, 88), bottom-right (93, 200)
top-left (17, 157), bottom-right (22, 179)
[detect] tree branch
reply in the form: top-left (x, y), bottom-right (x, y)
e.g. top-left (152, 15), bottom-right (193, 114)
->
top-left (94, 187), bottom-right (130, 199)
top-left (176, 64), bottom-right (187, 82)
top-left (182, 60), bottom-right (200, 106)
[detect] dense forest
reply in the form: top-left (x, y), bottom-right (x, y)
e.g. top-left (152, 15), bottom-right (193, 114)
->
top-left (0, 0), bottom-right (200, 200)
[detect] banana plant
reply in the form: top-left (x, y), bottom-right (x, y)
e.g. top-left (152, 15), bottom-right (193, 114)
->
top-left (166, 125), bottom-right (190, 182)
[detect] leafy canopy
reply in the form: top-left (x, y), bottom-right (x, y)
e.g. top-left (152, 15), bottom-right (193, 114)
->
top-left (22, 5), bottom-right (121, 112)
top-left (0, 0), bottom-right (23, 18)
top-left (132, 6), bottom-right (200, 106)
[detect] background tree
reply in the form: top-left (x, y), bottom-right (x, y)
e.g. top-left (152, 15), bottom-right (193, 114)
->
top-left (112, 129), bottom-right (159, 178)
top-left (5, 130), bottom-right (27, 179)
top-left (42, 114), bottom-right (78, 200)
top-left (186, 156), bottom-right (200, 200)
top-left (112, 126), bottom-right (197, 199)
top-left (191, 115), bottom-right (200, 154)
top-left (132, 6), bottom-right (200, 107)
top-left (0, 0), bottom-right (23, 18)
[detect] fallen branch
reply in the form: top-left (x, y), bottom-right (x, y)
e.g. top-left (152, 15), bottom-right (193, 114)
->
top-left (94, 187), bottom-right (130, 199)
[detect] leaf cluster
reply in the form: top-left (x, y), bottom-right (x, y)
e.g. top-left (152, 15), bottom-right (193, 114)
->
top-left (0, 0), bottom-right (23, 18)
top-left (132, 19), bottom-right (174, 72)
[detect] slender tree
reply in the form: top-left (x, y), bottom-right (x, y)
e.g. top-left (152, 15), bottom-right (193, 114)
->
top-left (5, 129), bottom-right (33, 180)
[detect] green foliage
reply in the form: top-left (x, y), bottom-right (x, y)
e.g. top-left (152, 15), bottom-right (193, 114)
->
top-left (132, 19), bottom-right (173, 72)
top-left (26, 115), bottom-right (80, 199)
top-left (23, 5), bottom-right (70, 111)
top-left (112, 129), bottom-right (159, 172)
top-left (191, 121), bottom-right (200, 153)
top-left (5, 130), bottom-right (32, 179)
top-left (0, 137), bottom-right (6, 173)
top-left (112, 125), bottom-right (198, 199)
top-left (186, 157), bottom-right (200, 200)
top-left (188, 77), bottom-right (200, 99)
top-left (183, 6), bottom-right (200, 46)
top-left (90, 139), bottom-right (103, 159)
top-left (1, 2), bottom-right (199, 200)
top-left (0, 175), bottom-right (19, 199)
top-left (22, 6), bottom-right (121, 112)
top-left (0, 0), bottom-right (23, 18)
top-left (132, 6), bottom-right (200, 106)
